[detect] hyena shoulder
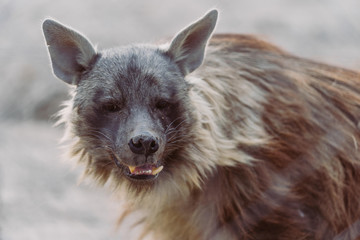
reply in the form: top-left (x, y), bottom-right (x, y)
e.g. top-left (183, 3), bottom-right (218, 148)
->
top-left (186, 32), bottom-right (360, 239)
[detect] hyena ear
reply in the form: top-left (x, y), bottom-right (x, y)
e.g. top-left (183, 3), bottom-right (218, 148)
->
top-left (42, 19), bottom-right (97, 85)
top-left (167, 9), bottom-right (218, 75)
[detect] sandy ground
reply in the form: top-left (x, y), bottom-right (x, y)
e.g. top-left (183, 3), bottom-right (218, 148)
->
top-left (1, 0), bottom-right (360, 239)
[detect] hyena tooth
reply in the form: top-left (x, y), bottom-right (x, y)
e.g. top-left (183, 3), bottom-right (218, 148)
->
top-left (128, 166), bottom-right (136, 174)
top-left (152, 166), bottom-right (164, 175)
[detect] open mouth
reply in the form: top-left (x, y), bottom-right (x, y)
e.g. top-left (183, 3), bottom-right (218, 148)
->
top-left (125, 164), bottom-right (164, 181)
top-left (111, 153), bottom-right (164, 181)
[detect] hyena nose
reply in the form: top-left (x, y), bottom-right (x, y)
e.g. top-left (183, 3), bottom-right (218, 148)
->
top-left (128, 133), bottom-right (159, 155)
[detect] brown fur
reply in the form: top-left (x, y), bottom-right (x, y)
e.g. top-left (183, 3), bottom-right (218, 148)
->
top-left (60, 33), bottom-right (360, 239)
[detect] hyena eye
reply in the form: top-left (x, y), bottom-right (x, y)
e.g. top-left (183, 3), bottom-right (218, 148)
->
top-left (102, 102), bottom-right (121, 113)
top-left (155, 99), bottom-right (170, 110)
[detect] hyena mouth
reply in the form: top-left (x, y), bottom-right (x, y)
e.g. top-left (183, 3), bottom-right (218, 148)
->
top-left (126, 165), bottom-right (164, 181)
top-left (112, 153), bottom-right (164, 181)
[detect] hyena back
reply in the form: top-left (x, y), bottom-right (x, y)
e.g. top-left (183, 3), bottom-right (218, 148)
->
top-left (42, 10), bottom-right (360, 240)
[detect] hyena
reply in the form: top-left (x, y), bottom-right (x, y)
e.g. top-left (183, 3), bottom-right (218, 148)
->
top-left (42, 9), bottom-right (360, 240)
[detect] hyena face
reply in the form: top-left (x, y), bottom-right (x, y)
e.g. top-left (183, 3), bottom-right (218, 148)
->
top-left (43, 11), bottom-right (217, 183)
top-left (73, 47), bottom-right (192, 181)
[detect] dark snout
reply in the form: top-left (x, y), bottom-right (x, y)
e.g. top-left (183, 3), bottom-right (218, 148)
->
top-left (128, 132), bottom-right (159, 155)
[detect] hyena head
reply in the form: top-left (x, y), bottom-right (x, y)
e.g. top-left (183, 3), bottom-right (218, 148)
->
top-left (42, 10), bottom-right (217, 186)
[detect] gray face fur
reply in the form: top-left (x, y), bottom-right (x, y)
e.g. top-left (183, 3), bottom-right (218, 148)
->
top-left (43, 10), bottom-right (217, 182)
top-left (73, 46), bottom-right (191, 174)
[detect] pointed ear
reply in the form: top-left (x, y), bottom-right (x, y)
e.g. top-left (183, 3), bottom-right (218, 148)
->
top-left (167, 9), bottom-right (218, 75)
top-left (42, 19), bottom-right (97, 85)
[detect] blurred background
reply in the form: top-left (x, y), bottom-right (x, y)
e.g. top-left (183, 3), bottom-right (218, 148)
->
top-left (0, 0), bottom-right (359, 239)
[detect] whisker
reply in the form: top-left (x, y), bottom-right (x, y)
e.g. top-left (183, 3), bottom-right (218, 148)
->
top-left (96, 161), bottom-right (115, 168)
top-left (81, 128), bottom-right (115, 149)
top-left (87, 129), bottom-right (113, 142)
top-left (167, 139), bottom-right (188, 145)
top-left (166, 134), bottom-right (184, 143)
top-left (165, 117), bottom-right (186, 134)
top-left (165, 118), bottom-right (188, 145)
